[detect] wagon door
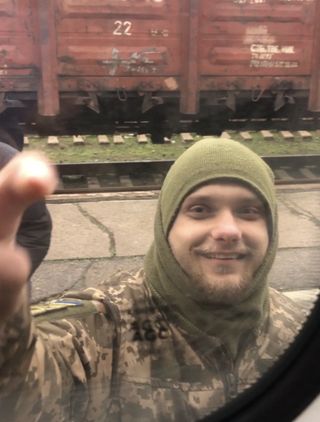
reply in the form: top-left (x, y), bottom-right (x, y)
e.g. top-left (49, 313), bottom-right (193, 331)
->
top-left (54, 0), bottom-right (181, 119)
top-left (197, 0), bottom-right (317, 116)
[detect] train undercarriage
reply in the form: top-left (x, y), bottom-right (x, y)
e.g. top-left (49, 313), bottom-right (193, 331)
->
top-left (1, 90), bottom-right (320, 146)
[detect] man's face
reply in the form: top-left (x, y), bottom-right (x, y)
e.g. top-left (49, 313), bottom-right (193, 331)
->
top-left (168, 182), bottom-right (269, 305)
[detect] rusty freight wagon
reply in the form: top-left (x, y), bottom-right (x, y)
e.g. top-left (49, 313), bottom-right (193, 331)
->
top-left (0, 0), bottom-right (320, 144)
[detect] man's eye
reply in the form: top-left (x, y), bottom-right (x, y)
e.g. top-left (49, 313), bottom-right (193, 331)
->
top-left (188, 205), bottom-right (211, 218)
top-left (238, 207), bottom-right (264, 219)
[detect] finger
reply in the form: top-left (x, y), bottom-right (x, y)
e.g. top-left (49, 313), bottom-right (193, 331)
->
top-left (0, 152), bottom-right (57, 241)
top-left (0, 245), bottom-right (30, 321)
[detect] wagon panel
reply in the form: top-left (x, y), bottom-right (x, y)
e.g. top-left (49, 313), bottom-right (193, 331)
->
top-left (199, 0), bottom-right (316, 79)
top-left (0, 0), bottom-right (38, 92)
top-left (55, 0), bottom-right (182, 95)
top-left (1, 0), bottom-right (320, 120)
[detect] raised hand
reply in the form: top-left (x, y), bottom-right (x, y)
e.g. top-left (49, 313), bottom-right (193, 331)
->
top-left (0, 152), bottom-right (57, 321)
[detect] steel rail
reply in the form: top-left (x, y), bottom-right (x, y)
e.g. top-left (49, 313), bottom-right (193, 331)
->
top-left (53, 155), bottom-right (320, 194)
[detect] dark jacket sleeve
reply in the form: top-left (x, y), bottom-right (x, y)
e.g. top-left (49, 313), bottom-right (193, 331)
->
top-left (17, 201), bottom-right (52, 276)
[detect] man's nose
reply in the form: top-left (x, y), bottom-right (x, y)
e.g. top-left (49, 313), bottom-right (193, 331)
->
top-left (210, 210), bottom-right (241, 242)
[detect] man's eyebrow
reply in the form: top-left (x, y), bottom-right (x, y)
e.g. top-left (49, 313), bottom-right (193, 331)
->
top-left (183, 194), bottom-right (212, 203)
top-left (181, 194), bottom-right (216, 207)
top-left (236, 197), bottom-right (265, 206)
top-left (183, 194), bottom-right (264, 205)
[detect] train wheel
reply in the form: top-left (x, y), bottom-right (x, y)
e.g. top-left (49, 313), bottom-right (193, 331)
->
top-left (145, 104), bottom-right (167, 144)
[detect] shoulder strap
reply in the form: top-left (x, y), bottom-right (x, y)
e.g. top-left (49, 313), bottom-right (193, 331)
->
top-left (103, 295), bottom-right (122, 401)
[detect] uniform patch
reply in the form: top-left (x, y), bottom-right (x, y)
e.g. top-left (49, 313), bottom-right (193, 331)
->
top-left (31, 299), bottom-right (84, 316)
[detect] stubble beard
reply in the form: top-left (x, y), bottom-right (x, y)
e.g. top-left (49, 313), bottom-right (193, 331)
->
top-left (184, 264), bottom-right (254, 306)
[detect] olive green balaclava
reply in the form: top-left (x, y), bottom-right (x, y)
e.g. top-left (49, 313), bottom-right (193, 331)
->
top-left (144, 137), bottom-right (278, 357)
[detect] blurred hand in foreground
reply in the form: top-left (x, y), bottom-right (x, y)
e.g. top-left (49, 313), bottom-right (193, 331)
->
top-left (0, 153), bottom-right (57, 321)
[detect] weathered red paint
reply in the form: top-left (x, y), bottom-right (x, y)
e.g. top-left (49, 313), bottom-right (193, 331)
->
top-left (0, 0), bottom-right (319, 116)
top-left (180, 0), bottom-right (200, 115)
top-left (36, 0), bottom-right (59, 116)
top-left (308, 0), bottom-right (320, 111)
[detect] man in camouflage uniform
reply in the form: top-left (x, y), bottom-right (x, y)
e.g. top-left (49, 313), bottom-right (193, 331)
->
top-left (0, 139), bottom-right (303, 421)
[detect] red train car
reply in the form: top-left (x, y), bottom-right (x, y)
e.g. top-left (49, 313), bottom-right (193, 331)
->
top-left (0, 0), bottom-right (320, 142)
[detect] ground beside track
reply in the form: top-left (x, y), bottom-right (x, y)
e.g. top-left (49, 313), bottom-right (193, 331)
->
top-left (23, 131), bottom-right (320, 163)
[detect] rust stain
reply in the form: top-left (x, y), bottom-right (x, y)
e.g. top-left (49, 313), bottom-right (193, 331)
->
top-left (59, 56), bottom-right (76, 64)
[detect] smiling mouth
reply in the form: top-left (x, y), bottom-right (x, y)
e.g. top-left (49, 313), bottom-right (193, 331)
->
top-left (198, 252), bottom-right (246, 260)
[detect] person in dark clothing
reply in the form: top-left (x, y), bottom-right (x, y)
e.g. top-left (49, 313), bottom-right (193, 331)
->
top-left (0, 109), bottom-right (24, 151)
top-left (0, 142), bottom-right (52, 276)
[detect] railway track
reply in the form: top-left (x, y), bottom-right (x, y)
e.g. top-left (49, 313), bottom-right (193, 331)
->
top-left (55, 154), bottom-right (320, 194)
top-left (26, 114), bottom-right (320, 139)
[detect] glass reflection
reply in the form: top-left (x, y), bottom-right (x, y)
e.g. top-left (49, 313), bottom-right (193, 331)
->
top-left (0, 0), bottom-right (320, 420)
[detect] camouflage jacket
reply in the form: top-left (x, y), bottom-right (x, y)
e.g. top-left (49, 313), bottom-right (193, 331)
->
top-left (0, 269), bottom-right (303, 422)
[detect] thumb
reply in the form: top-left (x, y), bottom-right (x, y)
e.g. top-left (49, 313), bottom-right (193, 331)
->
top-left (0, 152), bottom-right (57, 241)
top-left (0, 153), bottom-right (57, 321)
